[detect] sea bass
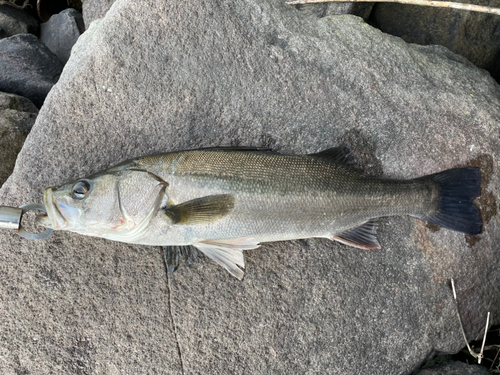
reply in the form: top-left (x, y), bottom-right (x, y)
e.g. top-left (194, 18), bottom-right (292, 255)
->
top-left (37, 147), bottom-right (482, 279)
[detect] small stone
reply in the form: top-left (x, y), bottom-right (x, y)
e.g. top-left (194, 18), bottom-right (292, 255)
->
top-left (0, 34), bottom-right (63, 108)
top-left (40, 8), bottom-right (84, 65)
top-left (0, 4), bottom-right (38, 39)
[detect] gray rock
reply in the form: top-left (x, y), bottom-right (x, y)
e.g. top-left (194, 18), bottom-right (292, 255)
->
top-left (370, 0), bottom-right (500, 82)
top-left (82, 0), bottom-right (116, 28)
top-left (0, 34), bottom-right (63, 108)
top-left (0, 92), bottom-right (38, 187)
top-left (0, 90), bottom-right (39, 113)
top-left (0, 4), bottom-right (38, 39)
top-left (40, 8), bottom-right (85, 65)
top-left (419, 361), bottom-right (491, 374)
top-left (0, 1), bottom-right (499, 374)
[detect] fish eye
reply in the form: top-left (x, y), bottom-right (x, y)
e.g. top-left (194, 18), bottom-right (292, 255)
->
top-left (71, 181), bottom-right (90, 200)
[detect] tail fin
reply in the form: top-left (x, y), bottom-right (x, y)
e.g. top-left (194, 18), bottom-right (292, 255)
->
top-left (422, 168), bottom-right (482, 235)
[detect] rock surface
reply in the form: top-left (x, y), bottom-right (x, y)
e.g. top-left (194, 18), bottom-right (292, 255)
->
top-left (82, 0), bottom-right (115, 28)
top-left (419, 361), bottom-right (492, 374)
top-left (0, 92), bottom-right (38, 187)
top-left (0, 1), bottom-right (499, 374)
top-left (40, 8), bottom-right (84, 65)
top-left (0, 4), bottom-right (38, 39)
top-left (370, 0), bottom-right (500, 82)
top-left (0, 33), bottom-right (63, 108)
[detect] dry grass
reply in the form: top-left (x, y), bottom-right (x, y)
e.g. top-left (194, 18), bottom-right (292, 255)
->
top-left (0, 0), bottom-right (31, 10)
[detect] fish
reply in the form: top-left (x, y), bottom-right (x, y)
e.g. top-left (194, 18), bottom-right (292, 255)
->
top-left (37, 146), bottom-right (482, 279)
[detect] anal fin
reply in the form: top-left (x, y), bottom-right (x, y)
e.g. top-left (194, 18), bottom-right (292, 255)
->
top-left (331, 220), bottom-right (380, 250)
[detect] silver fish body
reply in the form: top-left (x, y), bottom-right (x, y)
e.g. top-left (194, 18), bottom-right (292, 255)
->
top-left (39, 147), bottom-right (482, 279)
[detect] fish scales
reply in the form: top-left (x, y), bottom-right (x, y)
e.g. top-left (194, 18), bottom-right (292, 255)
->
top-left (133, 150), bottom-right (439, 245)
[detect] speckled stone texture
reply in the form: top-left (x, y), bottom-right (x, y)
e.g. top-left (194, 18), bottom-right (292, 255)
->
top-left (82, 0), bottom-right (115, 28)
top-left (0, 1), bottom-right (499, 374)
top-left (370, 0), bottom-right (500, 82)
top-left (0, 92), bottom-right (38, 187)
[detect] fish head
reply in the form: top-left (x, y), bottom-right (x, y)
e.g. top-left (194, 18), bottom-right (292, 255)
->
top-left (37, 167), bottom-right (167, 239)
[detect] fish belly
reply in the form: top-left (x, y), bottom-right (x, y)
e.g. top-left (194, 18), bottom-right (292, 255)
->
top-left (136, 179), bottom-right (436, 246)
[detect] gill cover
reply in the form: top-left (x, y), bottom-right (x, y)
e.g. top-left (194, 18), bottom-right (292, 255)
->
top-left (40, 167), bottom-right (167, 240)
top-left (100, 169), bottom-right (167, 241)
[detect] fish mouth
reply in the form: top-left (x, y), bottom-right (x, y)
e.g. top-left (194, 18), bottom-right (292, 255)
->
top-left (37, 188), bottom-right (68, 230)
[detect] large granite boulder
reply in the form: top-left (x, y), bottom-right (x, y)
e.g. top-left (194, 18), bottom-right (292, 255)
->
top-left (82, 0), bottom-right (115, 28)
top-left (0, 34), bottom-right (62, 108)
top-left (0, 1), bottom-right (499, 374)
top-left (0, 92), bottom-right (38, 187)
top-left (370, 0), bottom-right (500, 82)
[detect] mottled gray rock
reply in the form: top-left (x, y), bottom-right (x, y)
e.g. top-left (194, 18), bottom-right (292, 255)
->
top-left (0, 90), bottom-right (38, 113)
top-left (40, 8), bottom-right (84, 64)
top-left (0, 1), bottom-right (499, 374)
top-left (82, 0), bottom-right (115, 28)
top-left (370, 0), bottom-right (500, 81)
top-left (419, 361), bottom-right (491, 374)
top-left (0, 4), bottom-right (38, 39)
top-left (0, 92), bottom-right (38, 187)
top-left (0, 34), bottom-right (63, 108)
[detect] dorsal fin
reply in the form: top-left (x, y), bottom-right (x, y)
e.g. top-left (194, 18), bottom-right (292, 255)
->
top-left (308, 146), bottom-right (356, 167)
top-left (163, 195), bottom-right (234, 225)
top-left (331, 220), bottom-right (380, 250)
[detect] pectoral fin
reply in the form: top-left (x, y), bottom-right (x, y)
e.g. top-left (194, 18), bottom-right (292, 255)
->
top-left (331, 220), bottom-right (381, 250)
top-left (193, 238), bottom-right (260, 280)
top-left (163, 194), bottom-right (235, 225)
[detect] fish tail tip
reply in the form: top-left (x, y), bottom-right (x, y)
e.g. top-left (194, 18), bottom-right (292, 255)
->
top-left (423, 167), bottom-right (482, 235)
